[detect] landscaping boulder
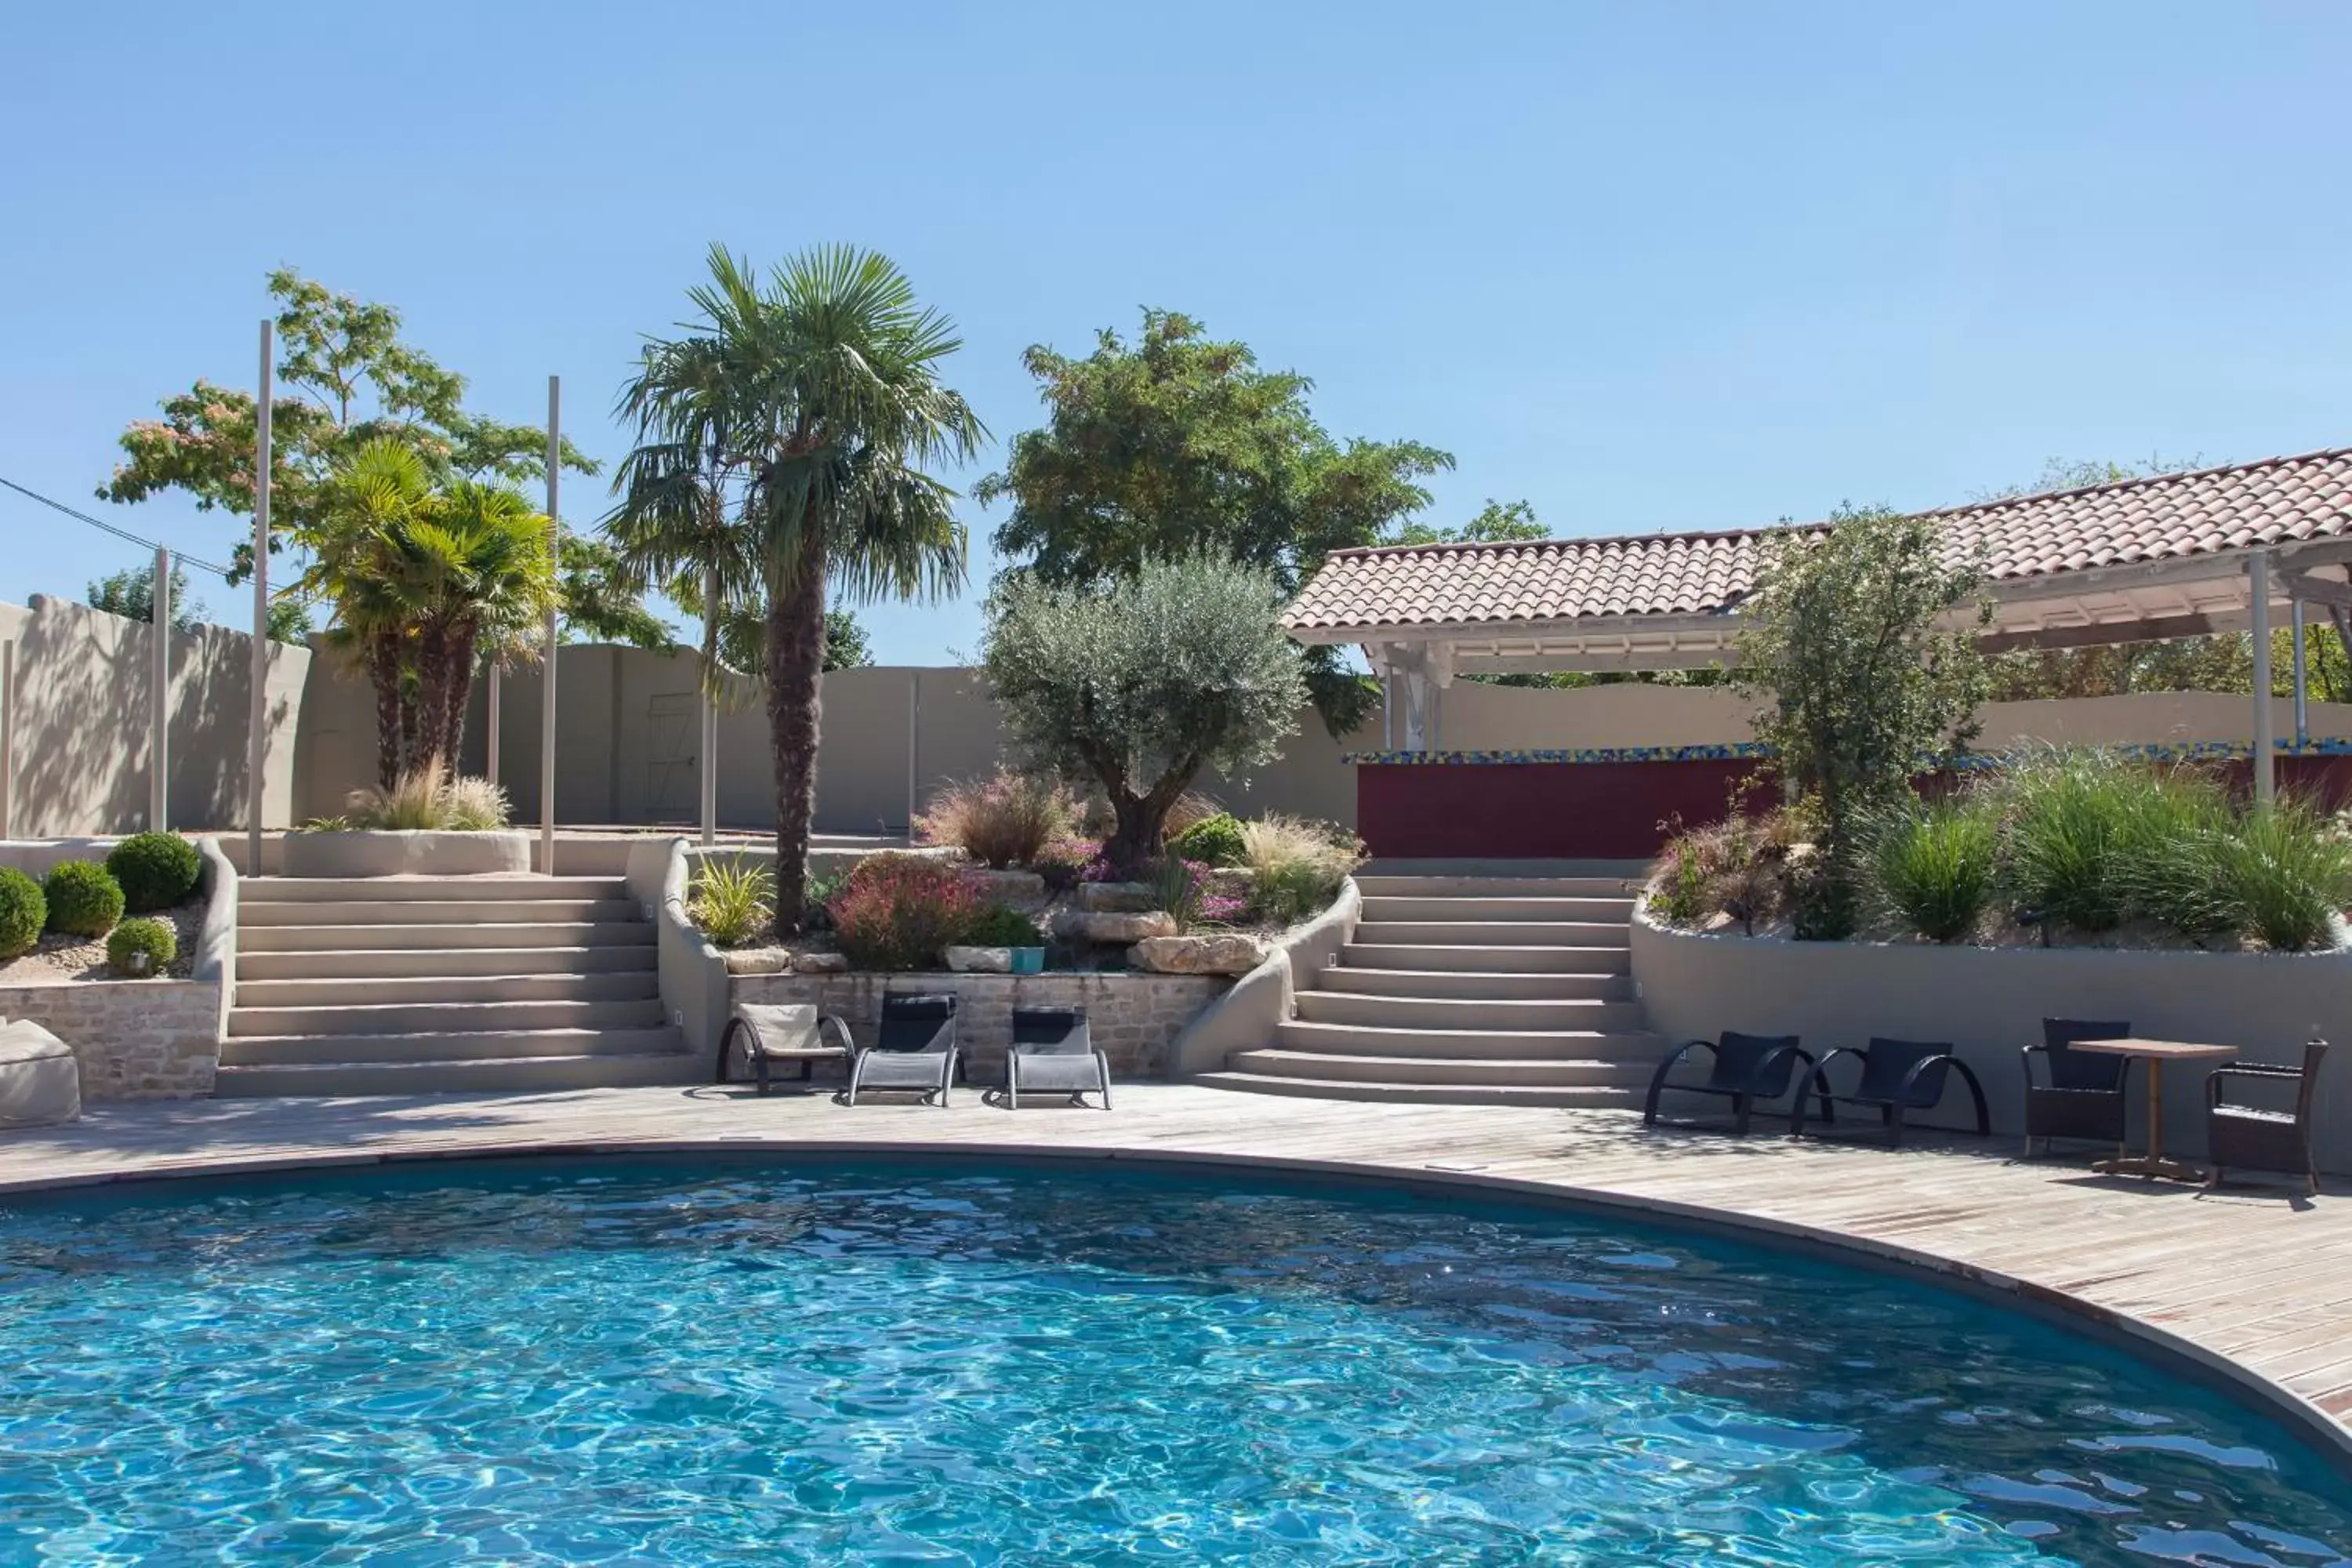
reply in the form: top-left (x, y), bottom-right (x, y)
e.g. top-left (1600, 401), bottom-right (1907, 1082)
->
top-left (722, 949), bottom-right (789, 975)
top-left (792, 951), bottom-right (850, 975)
top-left (945, 945), bottom-right (1011, 973)
top-left (1131, 933), bottom-right (1268, 975)
top-left (1077, 881), bottom-right (1156, 913)
top-left (964, 869), bottom-right (1048, 909)
top-left (1057, 909), bottom-right (1178, 944)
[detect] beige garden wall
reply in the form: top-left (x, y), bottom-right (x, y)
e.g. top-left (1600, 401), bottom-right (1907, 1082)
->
top-left (0, 596), bottom-right (309, 838)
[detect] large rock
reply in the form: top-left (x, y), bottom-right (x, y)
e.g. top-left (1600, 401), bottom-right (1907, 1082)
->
top-left (945, 945), bottom-right (1011, 973)
top-left (1130, 933), bottom-right (1268, 975)
top-left (1077, 881), bottom-right (1157, 913)
top-left (722, 949), bottom-right (789, 975)
top-left (1057, 909), bottom-right (1177, 944)
top-left (792, 951), bottom-right (850, 975)
top-left (966, 868), bottom-right (1047, 908)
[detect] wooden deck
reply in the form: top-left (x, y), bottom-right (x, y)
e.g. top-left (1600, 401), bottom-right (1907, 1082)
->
top-left (2, 1083), bottom-right (2347, 1464)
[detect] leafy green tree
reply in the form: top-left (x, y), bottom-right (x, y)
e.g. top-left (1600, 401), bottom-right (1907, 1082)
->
top-left (1737, 505), bottom-right (1989, 935)
top-left (84, 561), bottom-right (207, 632)
top-left (619, 245), bottom-right (980, 931)
top-left (1390, 498), bottom-right (1547, 547)
top-left (708, 604), bottom-right (873, 676)
top-left (557, 535), bottom-right (677, 649)
top-left (976, 310), bottom-right (1452, 734)
top-left (982, 554), bottom-right (1307, 871)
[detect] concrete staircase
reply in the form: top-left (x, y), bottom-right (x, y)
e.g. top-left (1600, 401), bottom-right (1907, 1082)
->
top-left (1197, 864), bottom-right (1668, 1106)
top-left (218, 874), bottom-right (694, 1095)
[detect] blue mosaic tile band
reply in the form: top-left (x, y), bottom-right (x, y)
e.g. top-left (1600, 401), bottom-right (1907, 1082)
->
top-left (1343, 739), bottom-right (2352, 766)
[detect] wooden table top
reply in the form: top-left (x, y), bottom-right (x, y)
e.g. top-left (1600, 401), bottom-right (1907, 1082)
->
top-left (2071, 1038), bottom-right (2241, 1062)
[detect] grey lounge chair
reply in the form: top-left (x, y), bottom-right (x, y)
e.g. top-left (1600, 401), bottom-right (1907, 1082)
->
top-left (717, 1002), bottom-right (855, 1095)
top-left (1644, 1032), bottom-right (1820, 1134)
top-left (1002, 1006), bottom-right (1111, 1110)
top-left (846, 993), bottom-right (959, 1107)
top-left (1790, 1036), bottom-right (1991, 1145)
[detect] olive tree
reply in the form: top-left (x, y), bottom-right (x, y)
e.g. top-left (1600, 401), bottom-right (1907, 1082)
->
top-left (980, 554), bottom-right (1308, 871)
top-left (1737, 504), bottom-right (1988, 935)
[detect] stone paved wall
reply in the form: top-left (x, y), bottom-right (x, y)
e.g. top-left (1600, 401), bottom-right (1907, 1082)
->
top-left (0, 979), bottom-right (222, 1099)
top-left (732, 971), bottom-right (1229, 1080)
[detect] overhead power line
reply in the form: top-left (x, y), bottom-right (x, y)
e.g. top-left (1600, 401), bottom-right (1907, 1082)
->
top-left (0, 474), bottom-right (237, 579)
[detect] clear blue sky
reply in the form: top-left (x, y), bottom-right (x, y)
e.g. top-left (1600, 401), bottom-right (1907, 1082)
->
top-left (5, 2), bottom-right (2350, 663)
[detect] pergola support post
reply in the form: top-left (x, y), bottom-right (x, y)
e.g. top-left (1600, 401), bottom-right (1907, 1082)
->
top-left (2250, 547), bottom-right (2274, 806)
top-left (2291, 600), bottom-right (2309, 747)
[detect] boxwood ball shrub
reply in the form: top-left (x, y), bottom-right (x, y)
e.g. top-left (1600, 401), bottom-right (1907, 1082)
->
top-left (43, 860), bottom-right (125, 937)
top-left (106, 916), bottom-right (177, 977)
top-left (0, 867), bottom-right (44, 959)
top-left (107, 831), bottom-right (201, 913)
top-left (1171, 812), bottom-right (1247, 867)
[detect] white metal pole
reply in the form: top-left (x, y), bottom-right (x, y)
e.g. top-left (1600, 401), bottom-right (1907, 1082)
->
top-left (249, 321), bottom-right (273, 873)
top-left (2250, 548), bottom-right (2275, 807)
top-left (151, 545), bottom-right (170, 831)
top-left (700, 561), bottom-right (719, 847)
top-left (541, 376), bottom-right (561, 875)
top-left (2291, 599), bottom-right (2309, 748)
top-left (488, 666), bottom-right (501, 787)
top-left (1, 640), bottom-right (13, 840)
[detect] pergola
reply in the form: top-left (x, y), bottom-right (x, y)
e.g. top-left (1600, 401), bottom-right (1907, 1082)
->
top-left (1283, 448), bottom-right (2352, 802)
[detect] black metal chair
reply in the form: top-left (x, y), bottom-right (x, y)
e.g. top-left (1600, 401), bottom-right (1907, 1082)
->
top-left (1000, 1006), bottom-right (1112, 1110)
top-left (1791, 1037), bottom-right (1991, 1145)
top-left (2021, 1017), bottom-right (2132, 1159)
top-left (2205, 1039), bottom-right (2328, 1196)
top-left (1644, 1032), bottom-right (1820, 1135)
top-left (844, 993), bottom-right (959, 1107)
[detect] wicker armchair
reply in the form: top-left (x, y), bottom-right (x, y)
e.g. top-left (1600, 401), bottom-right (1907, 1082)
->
top-left (2205, 1040), bottom-right (2328, 1196)
top-left (2021, 1018), bottom-right (2132, 1159)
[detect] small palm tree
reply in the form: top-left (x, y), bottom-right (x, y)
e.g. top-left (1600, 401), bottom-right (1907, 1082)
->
top-left (619, 245), bottom-right (981, 930)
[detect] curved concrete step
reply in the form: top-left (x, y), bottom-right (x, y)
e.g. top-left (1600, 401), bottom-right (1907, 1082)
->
top-left (1357, 895), bottom-right (1635, 923)
top-left (232, 971), bottom-right (661, 1008)
top-left (240, 898), bottom-right (641, 927)
top-left (1353, 874), bottom-right (1639, 898)
top-left (240, 921), bottom-right (655, 953)
top-left (220, 1025), bottom-right (688, 1068)
top-left (241, 876), bottom-right (627, 903)
top-left (1340, 942), bottom-right (1630, 975)
top-left (1192, 1071), bottom-right (1645, 1108)
top-left (1229, 1048), bottom-right (1654, 1087)
top-left (237, 945), bottom-right (659, 980)
top-left (1275, 1018), bottom-right (1667, 1062)
top-left (227, 997), bottom-right (668, 1038)
top-left (1293, 992), bottom-right (1647, 1032)
top-left (213, 1044), bottom-right (699, 1095)
top-left (1316, 967), bottom-right (1632, 1001)
top-left (1353, 921), bottom-right (1630, 948)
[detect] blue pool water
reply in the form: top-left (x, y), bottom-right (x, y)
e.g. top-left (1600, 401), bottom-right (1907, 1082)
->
top-left (0, 1161), bottom-right (2347, 1566)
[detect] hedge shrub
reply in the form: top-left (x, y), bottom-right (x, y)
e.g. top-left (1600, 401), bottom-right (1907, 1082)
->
top-left (0, 868), bottom-right (43, 959)
top-left (1170, 812), bottom-right (1247, 867)
top-left (106, 916), bottom-right (177, 976)
top-left (107, 832), bottom-right (201, 913)
top-left (43, 860), bottom-right (125, 937)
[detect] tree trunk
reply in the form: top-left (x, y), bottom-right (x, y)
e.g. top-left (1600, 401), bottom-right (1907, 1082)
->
top-left (368, 632), bottom-right (405, 790)
top-left (438, 624), bottom-right (478, 772)
top-left (1102, 759), bottom-right (1201, 875)
top-left (767, 535), bottom-right (829, 934)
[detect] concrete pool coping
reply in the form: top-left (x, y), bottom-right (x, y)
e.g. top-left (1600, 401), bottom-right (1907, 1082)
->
top-left (0, 1085), bottom-right (2346, 1477)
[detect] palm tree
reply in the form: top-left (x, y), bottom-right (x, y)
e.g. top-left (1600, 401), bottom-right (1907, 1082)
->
top-left (604, 370), bottom-right (767, 845)
top-left (619, 245), bottom-right (981, 929)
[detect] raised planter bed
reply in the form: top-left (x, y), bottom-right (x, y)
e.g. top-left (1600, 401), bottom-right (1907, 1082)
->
top-left (281, 830), bottom-right (532, 877)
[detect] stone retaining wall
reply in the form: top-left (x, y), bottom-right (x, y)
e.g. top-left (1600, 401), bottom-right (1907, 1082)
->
top-left (732, 971), bottom-right (1229, 1080)
top-left (0, 979), bottom-right (221, 1098)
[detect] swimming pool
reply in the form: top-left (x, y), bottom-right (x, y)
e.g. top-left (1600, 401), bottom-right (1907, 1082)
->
top-left (0, 1159), bottom-right (2344, 1565)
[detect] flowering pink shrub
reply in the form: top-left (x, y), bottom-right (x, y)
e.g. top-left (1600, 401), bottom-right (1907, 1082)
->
top-left (828, 857), bottom-right (982, 971)
top-left (1197, 892), bottom-right (1249, 924)
top-left (1032, 836), bottom-right (1098, 893)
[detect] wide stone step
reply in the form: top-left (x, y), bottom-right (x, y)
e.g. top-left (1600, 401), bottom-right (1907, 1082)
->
top-left (232, 971), bottom-right (661, 1008)
top-left (1341, 942), bottom-right (1630, 975)
top-left (1228, 1048), bottom-right (1656, 1088)
top-left (212, 1041), bottom-right (699, 1095)
top-left (1353, 920), bottom-right (1630, 948)
top-left (1293, 992), bottom-right (1648, 1032)
top-left (237, 945), bottom-right (659, 980)
top-left (227, 997), bottom-right (668, 1038)
top-left (1353, 874), bottom-right (1639, 898)
top-left (239, 898), bottom-right (640, 927)
top-left (1192, 1071), bottom-right (1646, 1109)
top-left (240, 875), bottom-right (627, 902)
top-left (220, 1025), bottom-right (688, 1067)
top-left (239, 921), bottom-right (655, 953)
top-left (1314, 967), bottom-right (1634, 1001)
top-left (1276, 1018), bottom-right (1668, 1062)
top-left (1357, 895), bottom-right (1636, 923)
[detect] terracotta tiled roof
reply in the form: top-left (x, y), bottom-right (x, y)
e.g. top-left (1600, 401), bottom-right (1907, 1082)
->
top-left (1283, 448), bottom-right (2352, 634)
